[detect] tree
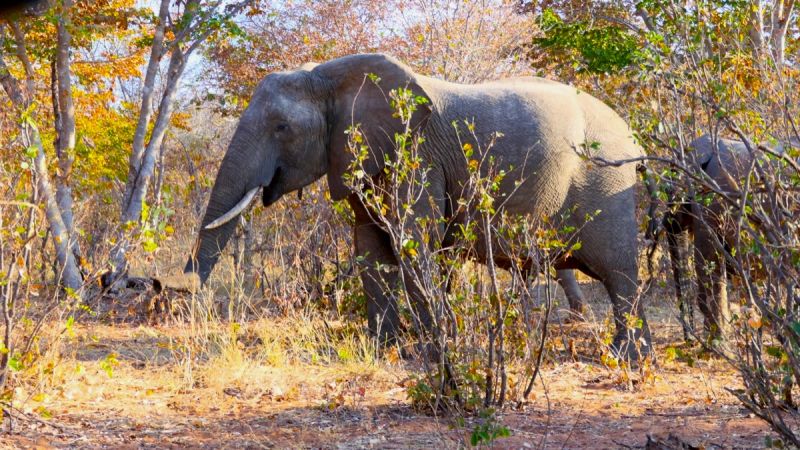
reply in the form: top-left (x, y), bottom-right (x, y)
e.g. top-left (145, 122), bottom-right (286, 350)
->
top-left (207, 0), bottom-right (536, 108)
top-left (107, 0), bottom-right (251, 288)
top-left (0, 3), bottom-right (83, 294)
top-left (527, 0), bottom-right (800, 443)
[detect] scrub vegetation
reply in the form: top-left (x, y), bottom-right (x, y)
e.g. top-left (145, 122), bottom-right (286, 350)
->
top-left (0, 0), bottom-right (798, 447)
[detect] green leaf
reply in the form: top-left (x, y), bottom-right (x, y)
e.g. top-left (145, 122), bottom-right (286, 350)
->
top-left (100, 353), bottom-right (119, 378)
top-left (766, 346), bottom-right (784, 359)
top-left (8, 356), bottom-right (22, 371)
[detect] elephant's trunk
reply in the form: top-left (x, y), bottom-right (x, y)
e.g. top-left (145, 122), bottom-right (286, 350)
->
top-left (184, 127), bottom-right (271, 283)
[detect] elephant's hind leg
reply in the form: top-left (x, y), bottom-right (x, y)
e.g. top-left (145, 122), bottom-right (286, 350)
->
top-left (556, 269), bottom-right (586, 317)
top-left (569, 187), bottom-right (652, 360)
top-left (602, 265), bottom-right (652, 360)
top-left (693, 222), bottom-right (731, 341)
top-left (570, 247), bottom-right (651, 359)
top-left (666, 223), bottom-right (694, 342)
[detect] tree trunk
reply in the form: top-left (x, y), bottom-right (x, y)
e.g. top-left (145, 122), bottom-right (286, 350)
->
top-left (53, 0), bottom-right (81, 261)
top-left (769, 0), bottom-right (795, 65)
top-left (109, 49), bottom-right (187, 285)
top-left (0, 19), bottom-right (83, 296)
top-left (748, 4), bottom-right (765, 60)
top-left (108, 0), bottom-right (251, 288)
top-left (122, 50), bottom-right (186, 225)
top-left (28, 126), bottom-right (83, 292)
top-left (153, 139), bottom-right (167, 212)
top-left (107, 0), bottom-right (177, 287)
top-left (123, 0), bottom-right (170, 210)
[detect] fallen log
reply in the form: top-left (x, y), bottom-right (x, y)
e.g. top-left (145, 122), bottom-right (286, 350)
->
top-left (645, 433), bottom-right (701, 450)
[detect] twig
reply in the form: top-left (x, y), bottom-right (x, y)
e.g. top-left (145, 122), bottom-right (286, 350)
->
top-left (1, 401), bottom-right (67, 433)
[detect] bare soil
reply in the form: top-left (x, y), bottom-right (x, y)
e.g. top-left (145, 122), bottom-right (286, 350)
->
top-left (0, 282), bottom-right (776, 449)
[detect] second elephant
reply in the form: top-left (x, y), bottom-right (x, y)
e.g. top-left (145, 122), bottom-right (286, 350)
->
top-left (662, 134), bottom-right (795, 341)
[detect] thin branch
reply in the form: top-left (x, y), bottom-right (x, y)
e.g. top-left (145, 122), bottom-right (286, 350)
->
top-left (0, 32), bottom-right (26, 108)
top-left (8, 22), bottom-right (34, 96)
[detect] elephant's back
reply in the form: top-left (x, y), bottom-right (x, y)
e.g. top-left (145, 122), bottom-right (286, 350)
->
top-left (689, 134), bottom-right (754, 187)
top-left (467, 78), bottom-right (642, 160)
top-left (440, 79), bottom-right (590, 154)
top-left (429, 76), bottom-right (643, 221)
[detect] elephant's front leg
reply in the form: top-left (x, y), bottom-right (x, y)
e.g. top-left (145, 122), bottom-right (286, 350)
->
top-left (391, 174), bottom-right (449, 352)
top-left (351, 199), bottom-right (402, 344)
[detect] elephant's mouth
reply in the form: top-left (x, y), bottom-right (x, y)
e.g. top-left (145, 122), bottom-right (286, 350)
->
top-left (204, 167), bottom-right (282, 230)
top-left (262, 167), bottom-right (283, 207)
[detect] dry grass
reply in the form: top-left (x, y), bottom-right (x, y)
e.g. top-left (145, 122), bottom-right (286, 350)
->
top-left (0, 276), bottom-right (780, 449)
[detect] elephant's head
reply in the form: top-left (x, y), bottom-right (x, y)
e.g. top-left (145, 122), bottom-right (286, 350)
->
top-left (183, 54), bottom-right (432, 283)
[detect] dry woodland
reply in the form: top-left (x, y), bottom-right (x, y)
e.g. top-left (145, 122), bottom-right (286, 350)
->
top-left (0, 0), bottom-right (798, 448)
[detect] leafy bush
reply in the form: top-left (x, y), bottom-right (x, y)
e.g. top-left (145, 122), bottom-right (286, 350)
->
top-left (343, 81), bottom-right (594, 414)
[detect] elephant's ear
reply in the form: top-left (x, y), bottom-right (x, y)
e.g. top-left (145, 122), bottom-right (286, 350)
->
top-left (316, 54), bottom-right (432, 201)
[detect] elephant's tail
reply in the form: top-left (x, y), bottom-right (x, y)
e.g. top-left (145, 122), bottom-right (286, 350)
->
top-left (637, 163), bottom-right (661, 277)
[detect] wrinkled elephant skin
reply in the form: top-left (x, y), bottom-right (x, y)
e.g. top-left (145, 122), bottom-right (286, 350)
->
top-left (179, 54), bottom-right (650, 359)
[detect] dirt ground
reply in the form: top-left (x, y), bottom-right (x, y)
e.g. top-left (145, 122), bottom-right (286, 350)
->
top-left (0, 281), bottom-right (778, 449)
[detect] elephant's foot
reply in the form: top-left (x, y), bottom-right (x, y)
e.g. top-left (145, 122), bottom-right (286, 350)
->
top-left (702, 329), bottom-right (733, 358)
top-left (611, 327), bottom-right (653, 364)
top-left (401, 341), bottom-right (443, 362)
top-left (563, 304), bottom-right (587, 323)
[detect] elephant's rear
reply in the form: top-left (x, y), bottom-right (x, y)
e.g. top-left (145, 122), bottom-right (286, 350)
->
top-left (565, 92), bottom-right (643, 279)
top-left (467, 79), bottom-right (644, 270)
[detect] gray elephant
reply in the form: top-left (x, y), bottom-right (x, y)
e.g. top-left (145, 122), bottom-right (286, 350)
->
top-left (556, 269), bottom-right (588, 315)
top-left (662, 134), bottom-right (795, 341)
top-left (181, 53), bottom-right (649, 358)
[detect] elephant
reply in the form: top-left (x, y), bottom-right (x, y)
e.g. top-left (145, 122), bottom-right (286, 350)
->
top-left (661, 133), bottom-right (795, 342)
top-left (179, 53), bottom-right (650, 358)
top-left (556, 269), bottom-right (588, 315)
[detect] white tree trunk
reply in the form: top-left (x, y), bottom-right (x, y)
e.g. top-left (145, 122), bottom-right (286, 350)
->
top-left (109, 0), bottom-right (250, 286)
top-left (109, 51), bottom-right (186, 284)
top-left (123, 0), bottom-right (170, 210)
top-left (109, 0), bottom-right (206, 285)
top-left (0, 20), bottom-right (83, 295)
top-left (769, 0), bottom-right (795, 65)
top-left (122, 51), bottom-right (185, 224)
top-left (28, 126), bottom-right (83, 292)
top-left (54, 0), bottom-right (80, 258)
top-left (749, 2), bottom-right (766, 59)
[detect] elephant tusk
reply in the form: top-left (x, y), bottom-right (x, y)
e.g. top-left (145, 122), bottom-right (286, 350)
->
top-left (204, 187), bottom-right (260, 230)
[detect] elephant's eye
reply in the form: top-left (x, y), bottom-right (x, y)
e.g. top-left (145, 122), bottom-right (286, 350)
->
top-left (275, 123), bottom-right (289, 133)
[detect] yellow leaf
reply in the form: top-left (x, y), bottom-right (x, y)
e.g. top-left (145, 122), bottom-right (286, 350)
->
top-left (601, 353), bottom-right (619, 369)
